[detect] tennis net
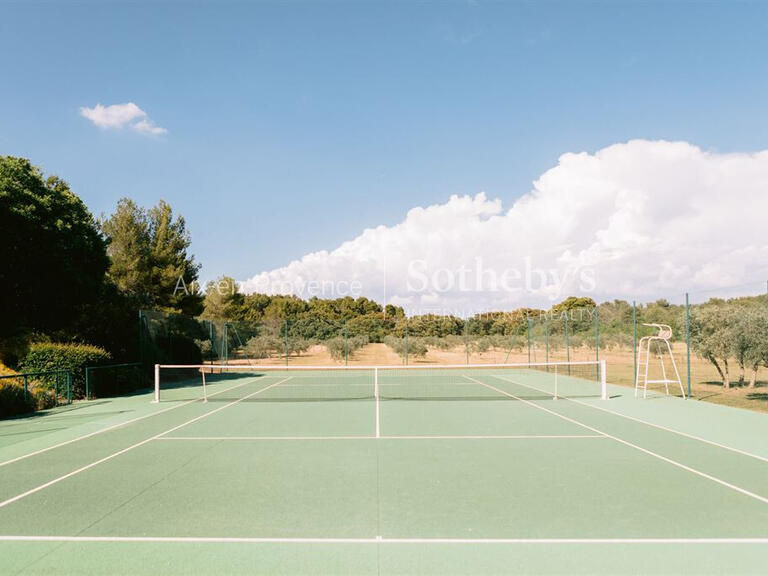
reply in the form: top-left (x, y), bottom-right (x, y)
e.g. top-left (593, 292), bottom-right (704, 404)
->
top-left (153, 361), bottom-right (607, 403)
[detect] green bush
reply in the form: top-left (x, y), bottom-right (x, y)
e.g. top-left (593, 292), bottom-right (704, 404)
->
top-left (244, 335), bottom-right (283, 359)
top-left (0, 377), bottom-right (58, 418)
top-left (19, 343), bottom-right (111, 399)
top-left (325, 335), bottom-right (368, 361)
top-left (0, 381), bottom-right (34, 418)
top-left (384, 336), bottom-right (428, 360)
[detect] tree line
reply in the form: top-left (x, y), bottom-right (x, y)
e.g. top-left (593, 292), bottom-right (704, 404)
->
top-left (0, 156), bottom-right (201, 367)
top-left (2, 155), bottom-right (766, 394)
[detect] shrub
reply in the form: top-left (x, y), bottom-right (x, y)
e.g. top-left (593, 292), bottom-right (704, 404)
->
top-left (470, 337), bottom-right (492, 355)
top-left (19, 343), bottom-right (111, 399)
top-left (288, 338), bottom-right (311, 357)
top-left (385, 336), bottom-right (428, 360)
top-left (244, 336), bottom-right (282, 359)
top-left (0, 377), bottom-right (58, 418)
top-left (325, 335), bottom-right (368, 361)
top-left (0, 381), bottom-right (34, 418)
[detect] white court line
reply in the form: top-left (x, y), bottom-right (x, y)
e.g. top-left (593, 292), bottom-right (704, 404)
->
top-left (0, 535), bottom-right (767, 544)
top-left (154, 434), bottom-right (606, 441)
top-left (0, 378), bottom-right (261, 469)
top-left (463, 375), bottom-right (768, 507)
top-left (0, 378), bottom-right (292, 511)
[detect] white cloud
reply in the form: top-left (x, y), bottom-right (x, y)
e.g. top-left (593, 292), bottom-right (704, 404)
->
top-left (132, 118), bottom-right (168, 136)
top-left (79, 102), bottom-right (167, 135)
top-left (241, 140), bottom-right (768, 313)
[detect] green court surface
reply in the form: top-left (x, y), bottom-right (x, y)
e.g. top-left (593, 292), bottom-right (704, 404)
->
top-left (2, 366), bottom-right (768, 575)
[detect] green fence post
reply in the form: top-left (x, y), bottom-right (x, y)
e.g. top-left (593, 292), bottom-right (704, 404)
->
top-left (594, 307), bottom-right (599, 381)
top-left (465, 317), bottom-right (470, 365)
top-left (685, 292), bottom-right (691, 398)
top-left (405, 318), bottom-right (409, 366)
top-left (223, 323), bottom-right (229, 365)
top-left (632, 301), bottom-right (637, 389)
top-left (23, 375), bottom-right (28, 402)
top-left (66, 371), bottom-right (72, 404)
top-left (524, 312), bottom-right (529, 364)
top-left (564, 313), bottom-right (571, 375)
top-left (209, 321), bottom-right (215, 363)
top-left (138, 310), bottom-right (144, 371)
top-left (85, 367), bottom-right (91, 400)
top-left (545, 314), bottom-right (550, 367)
top-left (284, 320), bottom-right (289, 366)
top-left (344, 319), bottom-right (348, 366)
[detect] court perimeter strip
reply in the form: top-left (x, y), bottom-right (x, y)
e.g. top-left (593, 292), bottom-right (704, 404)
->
top-left (491, 375), bottom-right (768, 464)
top-left (0, 377), bottom-right (293, 511)
top-left (1, 535), bottom-right (768, 544)
top-left (0, 377), bottom-right (264, 469)
top-left (467, 375), bottom-right (768, 506)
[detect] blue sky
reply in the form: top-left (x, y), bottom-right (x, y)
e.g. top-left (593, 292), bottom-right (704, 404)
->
top-left (2, 1), bottom-right (768, 302)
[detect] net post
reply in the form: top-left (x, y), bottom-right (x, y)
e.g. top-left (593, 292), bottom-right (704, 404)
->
top-left (600, 359), bottom-right (607, 400)
top-left (153, 364), bottom-right (160, 403)
top-left (202, 369), bottom-right (208, 402)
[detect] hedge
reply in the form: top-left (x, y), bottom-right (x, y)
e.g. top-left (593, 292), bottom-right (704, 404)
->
top-left (19, 343), bottom-right (111, 399)
top-left (0, 381), bottom-right (34, 418)
top-left (0, 379), bottom-right (58, 418)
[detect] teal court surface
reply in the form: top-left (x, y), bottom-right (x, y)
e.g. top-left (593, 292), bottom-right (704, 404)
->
top-left (1, 363), bottom-right (768, 575)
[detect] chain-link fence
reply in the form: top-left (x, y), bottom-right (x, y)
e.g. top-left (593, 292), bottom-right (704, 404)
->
top-left (138, 280), bottom-right (768, 410)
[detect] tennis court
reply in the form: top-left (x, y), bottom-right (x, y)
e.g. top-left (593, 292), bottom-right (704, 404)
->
top-left (1, 362), bottom-right (768, 575)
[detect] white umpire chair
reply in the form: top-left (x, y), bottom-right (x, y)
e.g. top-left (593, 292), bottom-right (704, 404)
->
top-left (635, 323), bottom-right (686, 399)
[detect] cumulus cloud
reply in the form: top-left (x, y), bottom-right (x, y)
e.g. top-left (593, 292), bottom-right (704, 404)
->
top-left (79, 102), bottom-right (167, 135)
top-left (241, 140), bottom-right (768, 313)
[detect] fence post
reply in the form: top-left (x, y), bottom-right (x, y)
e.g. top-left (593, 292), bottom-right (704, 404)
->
top-left (85, 367), bottom-right (91, 400)
top-left (685, 293), bottom-right (691, 398)
top-left (632, 301), bottom-right (637, 389)
top-left (526, 312), bottom-right (532, 364)
top-left (465, 317), bottom-right (470, 365)
top-left (66, 371), bottom-right (72, 404)
top-left (564, 313), bottom-right (570, 375)
top-left (405, 318), bottom-right (409, 366)
top-left (344, 319), bottom-right (348, 366)
top-left (594, 307), bottom-right (599, 381)
top-left (209, 321), bottom-right (215, 363)
top-left (545, 314), bottom-right (550, 366)
top-left (138, 310), bottom-right (144, 371)
top-left (223, 323), bottom-right (229, 365)
top-left (23, 375), bottom-right (28, 401)
top-left (284, 320), bottom-right (289, 366)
